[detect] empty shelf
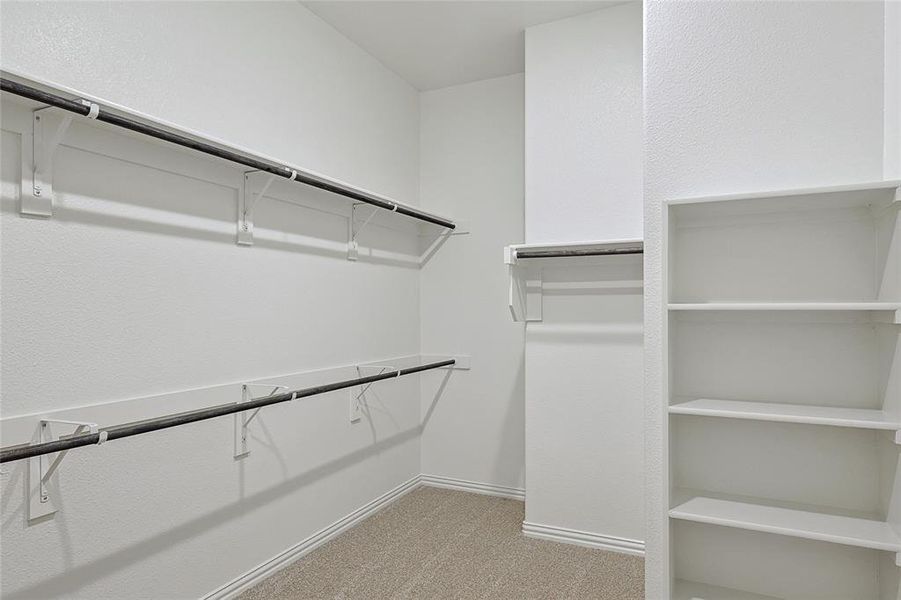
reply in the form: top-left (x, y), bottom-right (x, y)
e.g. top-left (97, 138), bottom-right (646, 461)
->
top-left (669, 399), bottom-right (900, 431)
top-left (670, 496), bottom-right (901, 553)
top-left (674, 579), bottom-right (782, 600)
top-left (667, 180), bottom-right (900, 219)
top-left (668, 302), bottom-right (901, 311)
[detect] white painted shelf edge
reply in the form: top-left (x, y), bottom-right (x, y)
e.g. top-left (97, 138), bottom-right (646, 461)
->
top-left (669, 398), bottom-right (901, 431)
top-left (666, 179), bottom-right (900, 207)
top-left (673, 579), bottom-right (783, 600)
top-left (669, 496), bottom-right (901, 554)
top-left (668, 302), bottom-right (901, 311)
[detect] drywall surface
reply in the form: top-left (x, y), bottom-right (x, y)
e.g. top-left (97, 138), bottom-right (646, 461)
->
top-left (644, 1), bottom-right (886, 596)
top-left (887, 0), bottom-right (901, 178)
top-left (524, 2), bottom-right (643, 243)
top-left (0, 2), bottom-right (433, 598)
top-left (520, 2), bottom-right (645, 551)
top-left (419, 74), bottom-right (526, 492)
top-left (524, 259), bottom-right (645, 547)
top-left (0, 0), bottom-right (419, 204)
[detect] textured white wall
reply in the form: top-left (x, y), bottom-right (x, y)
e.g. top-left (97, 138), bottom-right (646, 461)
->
top-left (643, 1), bottom-right (886, 596)
top-left (524, 259), bottom-right (645, 545)
top-left (419, 74), bottom-right (526, 491)
top-left (0, 0), bottom-right (419, 204)
top-left (887, 0), bottom-right (901, 179)
top-left (521, 2), bottom-right (645, 548)
top-left (0, 2), bottom-right (427, 598)
top-left (524, 2), bottom-right (643, 244)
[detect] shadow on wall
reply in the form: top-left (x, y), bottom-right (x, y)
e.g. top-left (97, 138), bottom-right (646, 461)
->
top-left (493, 357), bottom-right (525, 487)
top-left (3, 370), bottom-right (455, 599)
top-left (0, 120), bottom-right (434, 269)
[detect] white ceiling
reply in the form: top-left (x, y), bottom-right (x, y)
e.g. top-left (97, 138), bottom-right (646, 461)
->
top-left (303, 1), bottom-right (622, 91)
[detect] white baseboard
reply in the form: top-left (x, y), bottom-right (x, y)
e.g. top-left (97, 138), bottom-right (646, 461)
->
top-left (521, 521), bottom-right (645, 557)
top-left (419, 473), bottom-right (525, 500)
top-left (203, 475), bottom-right (421, 600)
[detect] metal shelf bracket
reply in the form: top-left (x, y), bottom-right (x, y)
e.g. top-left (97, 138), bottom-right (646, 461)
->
top-left (29, 418), bottom-right (102, 521)
top-left (234, 383), bottom-right (287, 457)
top-left (21, 100), bottom-right (98, 217)
top-left (238, 170), bottom-right (296, 246)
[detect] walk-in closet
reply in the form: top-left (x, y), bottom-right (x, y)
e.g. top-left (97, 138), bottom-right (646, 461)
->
top-left (1, 1), bottom-right (898, 599)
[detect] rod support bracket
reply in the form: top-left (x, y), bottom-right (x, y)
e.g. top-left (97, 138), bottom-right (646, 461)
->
top-left (20, 101), bottom-right (94, 217)
top-left (348, 203), bottom-right (384, 261)
top-left (237, 171), bottom-right (279, 246)
top-left (234, 383), bottom-right (286, 458)
top-left (28, 418), bottom-right (99, 521)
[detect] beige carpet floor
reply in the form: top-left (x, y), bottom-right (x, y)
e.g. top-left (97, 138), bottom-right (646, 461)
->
top-left (237, 486), bottom-right (644, 600)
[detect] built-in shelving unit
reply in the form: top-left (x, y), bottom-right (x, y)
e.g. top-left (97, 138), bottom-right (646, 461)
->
top-left (663, 180), bottom-right (901, 599)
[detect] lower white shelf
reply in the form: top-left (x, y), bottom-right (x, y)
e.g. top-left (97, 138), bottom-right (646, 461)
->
top-left (670, 496), bottom-right (901, 553)
top-left (674, 579), bottom-right (782, 600)
top-left (669, 398), bottom-right (901, 432)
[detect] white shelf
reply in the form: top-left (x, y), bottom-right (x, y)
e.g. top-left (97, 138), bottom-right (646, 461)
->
top-left (667, 180), bottom-right (899, 217)
top-left (674, 579), bottom-right (782, 600)
top-left (668, 302), bottom-right (901, 311)
top-left (670, 496), bottom-right (901, 553)
top-left (669, 398), bottom-right (900, 431)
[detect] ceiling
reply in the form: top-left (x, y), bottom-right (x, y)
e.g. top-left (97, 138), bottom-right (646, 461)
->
top-left (303, 1), bottom-right (623, 91)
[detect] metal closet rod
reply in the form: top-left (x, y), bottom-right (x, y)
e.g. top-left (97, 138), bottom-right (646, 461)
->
top-left (515, 246), bottom-right (644, 259)
top-left (0, 77), bottom-right (455, 230)
top-left (0, 359), bottom-right (455, 464)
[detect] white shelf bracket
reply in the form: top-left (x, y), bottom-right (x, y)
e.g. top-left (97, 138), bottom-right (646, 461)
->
top-left (505, 248), bottom-right (542, 322)
top-left (29, 418), bottom-right (102, 521)
top-left (348, 202), bottom-right (393, 260)
top-left (238, 170), bottom-right (294, 246)
top-left (22, 100), bottom-right (98, 217)
top-left (349, 364), bottom-right (400, 422)
top-left (234, 383), bottom-right (287, 458)
top-left (896, 551), bottom-right (901, 568)
top-left (894, 430), bottom-right (901, 446)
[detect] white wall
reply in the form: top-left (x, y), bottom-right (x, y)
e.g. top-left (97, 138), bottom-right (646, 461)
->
top-left (522, 2), bottom-right (645, 549)
top-left (523, 258), bottom-right (645, 546)
top-left (0, 2), bottom-right (432, 598)
top-left (887, 0), bottom-right (901, 179)
top-left (419, 74), bottom-right (526, 492)
top-left (525, 2), bottom-right (643, 244)
top-left (0, 0), bottom-right (419, 203)
top-left (644, 1), bottom-right (887, 596)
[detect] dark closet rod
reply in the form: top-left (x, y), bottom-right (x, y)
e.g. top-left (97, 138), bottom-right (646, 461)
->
top-left (0, 77), bottom-right (455, 230)
top-left (0, 359), bottom-right (455, 464)
top-left (515, 246), bottom-right (644, 259)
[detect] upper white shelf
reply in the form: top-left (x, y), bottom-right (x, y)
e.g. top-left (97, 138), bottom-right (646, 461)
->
top-left (504, 238), bottom-right (643, 264)
top-left (670, 496), bottom-right (901, 554)
top-left (668, 302), bottom-right (901, 312)
top-left (667, 180), bottom-right (899, 220)
top-left (669, 398), bottom-right (901, 432)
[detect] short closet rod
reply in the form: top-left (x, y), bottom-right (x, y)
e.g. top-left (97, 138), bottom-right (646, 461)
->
top-left (0, 77), bottom-right (455, 230)
top-left (0, 359), bottom-right (455, 464)
top-left (515, 246), bottom-right (644, 259)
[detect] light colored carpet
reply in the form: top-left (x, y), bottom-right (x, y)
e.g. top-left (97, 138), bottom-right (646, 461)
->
top-left (237, 486), bottom-right (644, 600)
